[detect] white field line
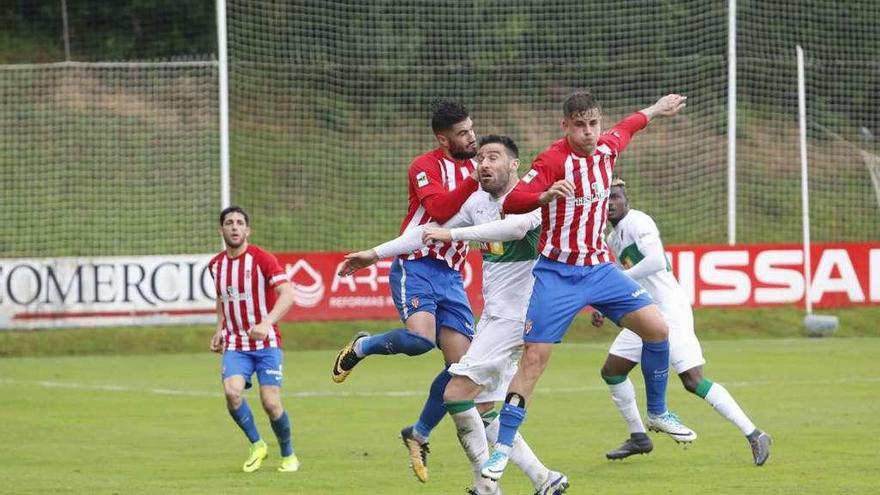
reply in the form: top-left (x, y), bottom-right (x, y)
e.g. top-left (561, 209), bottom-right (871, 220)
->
top-left (1, 376), bottom-right (879, 400)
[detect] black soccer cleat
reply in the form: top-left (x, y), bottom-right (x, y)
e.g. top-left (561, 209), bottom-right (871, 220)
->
top-left (606, 432), bottom-right (654, 460)
top-left (331, 331), bottom-right (369, 383)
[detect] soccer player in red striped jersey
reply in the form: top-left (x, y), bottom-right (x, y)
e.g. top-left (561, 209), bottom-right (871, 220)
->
top-left (332, 100), bottom-right (480, 482)
top-left (208, 206), bottom-right (299, 473)
top-left (481, 91), bottom-right (689, 483)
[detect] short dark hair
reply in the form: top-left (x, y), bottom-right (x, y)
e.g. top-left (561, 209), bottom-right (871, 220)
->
top-left (563, 90), bottom-right (602, 118)
top-left (220, 205), bottom-right (249, 226)
top-left (430, 99), bottom-right (470, 133)
top-left (478, 134), bottom-right (519, 158)
top-left (610, 177), bottom-right (628, 197)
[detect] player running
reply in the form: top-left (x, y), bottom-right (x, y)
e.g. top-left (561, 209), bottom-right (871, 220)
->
top-left (596, 178), bottom-right (772, 465)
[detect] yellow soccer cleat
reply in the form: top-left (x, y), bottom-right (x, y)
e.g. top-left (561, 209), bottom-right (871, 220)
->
top-left (400, 425), bottom-right (430, 482)
top-left (331, 331), bottom-right (369, 383)
top-left (278, 454), bottom-right (301, 472)
top-left (242, 440), bottom-right (268, 473)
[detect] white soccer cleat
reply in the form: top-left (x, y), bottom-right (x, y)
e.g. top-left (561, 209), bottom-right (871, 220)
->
top-left (535, 470), bottom-right (569, 495)
top-left (480, 450), bottom-right (510, 481)
top-left (646, 411), bottom-right (697, 443)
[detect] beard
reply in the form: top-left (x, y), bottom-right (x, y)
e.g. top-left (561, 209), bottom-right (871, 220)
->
top-left (223, 235), bottom-right (245, 250)
top-left (449, 144), bottom-right (477, 160)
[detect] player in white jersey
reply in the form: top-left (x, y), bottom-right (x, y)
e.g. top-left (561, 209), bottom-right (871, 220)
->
top-left (595, 179), bottom-right (771, 466)
top-left (340, 135), bottom-right (568, 495)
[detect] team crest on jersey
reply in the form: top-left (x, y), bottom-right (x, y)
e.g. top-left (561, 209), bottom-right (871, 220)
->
top-left (522, 169), bottom-right (538, 183)
top-left (410, 296), bottom-right (420, 309)
top-left (416, 171), bottom-right (429, 188)
top-left (524, 319), bottom-right (533, 334)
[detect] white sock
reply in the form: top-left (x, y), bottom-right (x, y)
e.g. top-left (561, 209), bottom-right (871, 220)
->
top-left (609, 378), bottom-right (647, 434)
top-left (450, 407), bottom-right (492, 486)
top-left (485, 416), bottom-right (550, 490)
top-left (704, 382), bottom-right (756, 435)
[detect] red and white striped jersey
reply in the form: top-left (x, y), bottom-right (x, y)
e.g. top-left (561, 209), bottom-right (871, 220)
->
top-left (208, 244), bottom-right (290, 351)
top-left (399, 148), bottom-right (478, 270)
top-left (503, 112), bottom-right (648, 266)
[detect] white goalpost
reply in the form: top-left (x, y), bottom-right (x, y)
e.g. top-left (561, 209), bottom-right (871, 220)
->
top-left (797, 45), bottom-right (838, 337)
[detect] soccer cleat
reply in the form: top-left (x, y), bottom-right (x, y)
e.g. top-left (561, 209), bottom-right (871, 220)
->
top-left (606, 432), bottom-right (654, 460)
top-left (646, 411), bottom-right (697, 443)
top-left (747, 429), bottom-right (772, 466)
top-left (277, 454), bottom-right (300, 472)
top-left (400, 426), bottom-right (430, 482)
top-left (242, 439), bottom-right (268, 473)
top-left (331, 331), bottom-right (369, 383)
top-left (535, 470), bottom-right (569, 495)
top-left (467, 482), bottom-right (503, 495)
top-left (480, 450), bottom-right (510, 482)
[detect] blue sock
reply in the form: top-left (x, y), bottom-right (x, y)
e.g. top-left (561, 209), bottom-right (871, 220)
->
top-left (270, 411), bottom-right (294, 457)
top-left (229, 399), bottom-right (260, 443)
top-left (641, 340), bottom-right (670, 415)
top-left (359, 329), bottom-right (435, 356)
top-left (496, 402), bottom-right (527, 447)
top-left (413, 365), bottom-right (452, 441)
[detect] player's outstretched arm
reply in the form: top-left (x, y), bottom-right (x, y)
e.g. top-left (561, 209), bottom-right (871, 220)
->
top-left (441, 210), bottom-right (541, 244)
top-left (640, 94), bottom-right (687, 121)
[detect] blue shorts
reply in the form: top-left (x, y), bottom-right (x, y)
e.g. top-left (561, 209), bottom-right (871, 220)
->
top-left (523, 257), bottom-right (654, 344)
top-left (221, 347), bottom-right (284, 389)
top-left (389, 257), bottom-right (475, 346)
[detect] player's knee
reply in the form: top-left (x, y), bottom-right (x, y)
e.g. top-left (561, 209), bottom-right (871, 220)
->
top-left (679, 370), bottom-right (702, 394)
top-left (223, 387), bottom-right (243, 408)
top-left (262, 400), bottom-right (284, 420)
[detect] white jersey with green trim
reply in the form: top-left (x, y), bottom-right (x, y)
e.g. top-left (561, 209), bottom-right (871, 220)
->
top-left (452, 190), bottom-right (541, 321)
top-left (606, 208), bottom-right (688, 309)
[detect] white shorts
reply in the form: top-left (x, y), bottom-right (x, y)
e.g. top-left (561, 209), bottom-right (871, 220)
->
top-left (608, 299), bottom-right (705, 373)
top-left (449, 314), bottom-right (523, 404)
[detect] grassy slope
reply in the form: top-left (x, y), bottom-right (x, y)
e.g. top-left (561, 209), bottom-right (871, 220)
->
top-left (1, 338), bottom-right (878, 494)
top-left (1, 306), bottom-right (878, 357)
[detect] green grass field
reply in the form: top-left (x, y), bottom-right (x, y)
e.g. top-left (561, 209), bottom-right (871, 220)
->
top-left (2, 336), bottom-right (878, 494)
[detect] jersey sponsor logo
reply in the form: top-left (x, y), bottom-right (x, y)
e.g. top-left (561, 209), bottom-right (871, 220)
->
top-left (522, 169), bottom-right (538, 183)
top-left (573, 183), bottom-right (609, 206)
top-left (224, 286), bottom-right (252, 303)
top-left (416, 171), bottom-right (429, 188)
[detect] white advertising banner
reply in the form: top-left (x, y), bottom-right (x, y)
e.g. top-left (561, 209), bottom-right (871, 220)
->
top-left (0, 255), bottom-right (217, 329)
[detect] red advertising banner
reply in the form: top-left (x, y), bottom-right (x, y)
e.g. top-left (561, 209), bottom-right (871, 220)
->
top-left (279, 252), bottom-right (485, 321)
top-left (278, 242), bottom-right (879, 321)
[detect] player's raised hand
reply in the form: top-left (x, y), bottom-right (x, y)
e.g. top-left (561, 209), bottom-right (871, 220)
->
top-left (591, 311), bottom-right (605, 328)
top-left (248, 321), bottom-right (271, 341)
top-left (338, 249), bottom-right (379, 276)
top-left (643, 94), bottom-right (687, 120)
top-left (422, 226), bottom-right (453, 244)
top-left (539, 179), bottom-right (575, 205)
top-left (210, 328), bottom-right (225, 353)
